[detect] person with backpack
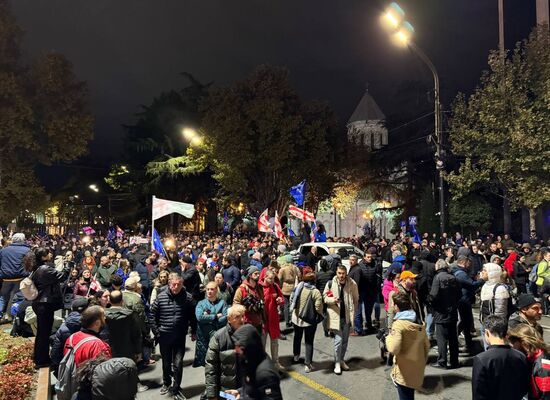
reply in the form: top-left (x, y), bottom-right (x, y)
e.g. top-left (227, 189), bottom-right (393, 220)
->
top-left (479, 263), bottom-right (511, 350)
top-left (23, 247), bottom-right (71, 367)
top-left (290, 269), bottom-right (323, 373)
top-left (56, 306), bottom-right (111, 400)
top-left (508, 324), bottom-right (550, 400)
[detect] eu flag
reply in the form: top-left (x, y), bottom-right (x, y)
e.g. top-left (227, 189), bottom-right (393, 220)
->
top-left (289, 180), bottom-right (306, 206)
top-left (152, 229), bottom-right (166, 256)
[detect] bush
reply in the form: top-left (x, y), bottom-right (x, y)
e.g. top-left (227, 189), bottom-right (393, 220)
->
top-left (0, 332), bottom-right (36, 400)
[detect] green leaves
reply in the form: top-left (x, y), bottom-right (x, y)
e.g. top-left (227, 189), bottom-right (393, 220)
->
top-left (448, 26), bottom-right (550, 211)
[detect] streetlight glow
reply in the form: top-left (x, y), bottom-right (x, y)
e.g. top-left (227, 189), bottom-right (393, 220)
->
top-left (182, 127), bottom-right (197, 141)
top-left (380, 3), bottom-right (405, 31)
top-left (391, 21), bottom-right (414, 46)
top-left (89, 184), bottom-right (99, 192)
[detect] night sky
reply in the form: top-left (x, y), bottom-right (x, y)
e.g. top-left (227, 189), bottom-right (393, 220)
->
top-left (12, 0), bottom-right (536, 168)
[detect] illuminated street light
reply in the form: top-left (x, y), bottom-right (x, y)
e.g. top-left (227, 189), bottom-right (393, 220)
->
top-left (380, 2), bottom-right (446, 236)
top-left (89, 184), bottom-right (99, 192)
top-left (182, 127), bottom-right (204, 147)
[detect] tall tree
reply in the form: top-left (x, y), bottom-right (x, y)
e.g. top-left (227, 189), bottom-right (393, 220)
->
top-left (447, 27), bottom-right (550, 231)
top-left (0, 1), bottom-right (93, 223)
top-left (147, 65), bottom-right (338, 215)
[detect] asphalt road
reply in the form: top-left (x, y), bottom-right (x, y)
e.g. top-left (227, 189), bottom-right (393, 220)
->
top-left (137, 311), bottom-right (550, 400)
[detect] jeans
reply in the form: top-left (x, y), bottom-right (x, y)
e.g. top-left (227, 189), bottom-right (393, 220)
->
top-left (364, 292), bottom-right (379, 328)
top-left (158, 332), bottom-right (186, 389)
top-left (32, 302), bottom-right (57, 365)
top-left (333, 321), bottom-right (351, 362)
top-left (426, 313), bottom-right (434, 338)
top-left (457, 302), bottom-right (474, 348)
top-left (353, 292), bottom-right (366, 333)
top-left (435, 322), bottom-right (459, 367)
top-left (396, 383), bottom-right (415, 400)
top-left (293, 324), bottom-right (317, 364)
top-left (0, 280), bottom-right (21, 317)
top-left (283, 295), bottom-right (291, 325)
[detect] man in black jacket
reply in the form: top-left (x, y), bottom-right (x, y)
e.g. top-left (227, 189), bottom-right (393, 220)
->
top-left (471, 315), bottom-right (530, 400)
top-left (227, 324), bottom-right (282, 400)
top-left (428, 259), bottom-right (460, 369)
top-left (359, 251), bottom-right (383, 333)
top-left (151, 272), bottom-right (194, 399)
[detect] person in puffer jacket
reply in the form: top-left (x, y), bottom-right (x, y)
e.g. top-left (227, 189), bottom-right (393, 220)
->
top-left (479, 263), bottom-right (510, 349)
top-left (50, 297), bottom-right (88, 375)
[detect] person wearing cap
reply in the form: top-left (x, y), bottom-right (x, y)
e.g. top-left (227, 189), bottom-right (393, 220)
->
top-left (0, 232), bottom-right (30, 323)
top-left (428, 259), bottom-right (460, 369)
top-left (508, 293), bottom-right (543, 337)
top-left (233, 266), bottom-right (265, 334)
top-left (451, 255), bottom-right (487, 353)
top-left (50, 297), bottom-right (89, 375)
top-left (122, 275), bottom-right (148, 344)
top-left (388, 270), bottom-right (424, 329)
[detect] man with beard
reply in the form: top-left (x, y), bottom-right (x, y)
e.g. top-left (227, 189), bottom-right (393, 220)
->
top-left (233, 267), bottom-right (265, 335)
top-left (224, 324), bottom-right (282, 400)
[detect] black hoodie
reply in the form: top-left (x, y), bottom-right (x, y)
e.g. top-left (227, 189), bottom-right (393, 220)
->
top-left (232, 325), bottom-right (282, 400)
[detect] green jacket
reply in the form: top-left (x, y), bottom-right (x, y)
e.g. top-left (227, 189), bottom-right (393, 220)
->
top-left (93, 264), bottom-right (117, 288)
top-left (122, 290), bottom-right (147, 336)
top-left (105, 306), bottom-right (142, 358)
top-left (536, 260), bottom-right (550, 286)
top-left (204, 324), bottom-right (238, 398)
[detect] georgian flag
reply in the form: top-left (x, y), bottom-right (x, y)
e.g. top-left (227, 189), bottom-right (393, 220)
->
top-left (274, 211), bottom-right (284, 239)
top-left (258, 209), bottom-right (272, 233)
top-left (288, 205), bottom-right (315, 222)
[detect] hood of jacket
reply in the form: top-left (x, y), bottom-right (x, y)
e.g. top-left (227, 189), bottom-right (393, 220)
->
top-left (105, 306), bottom-right (134, 320)
top-left (484, 262), bottom-right (502, 283)
top-left (394, 309), bottom-right (418, 323)
top-left (64, 311), bottom-right (82, 331)
top-left (232, 324), bottom-right (266, 371)
top-left (92, 357), bottom-right (138, 400)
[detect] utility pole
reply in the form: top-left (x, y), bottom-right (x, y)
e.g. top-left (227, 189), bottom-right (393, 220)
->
top-left (537, 0), bottom-right (550, 25)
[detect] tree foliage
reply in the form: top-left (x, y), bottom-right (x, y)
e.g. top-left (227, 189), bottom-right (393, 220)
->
top-left (447, 26), bottom-right (550, 211)
top-left (0, 1), bottom-right (93, 223)
top-left (449, 194), bottom-right (492, 234)
top-left (147, 65), bottom-right (337, 214)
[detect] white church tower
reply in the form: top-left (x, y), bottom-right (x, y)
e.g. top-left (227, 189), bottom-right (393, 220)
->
top-left (346, 87), bottom-right (388, 150)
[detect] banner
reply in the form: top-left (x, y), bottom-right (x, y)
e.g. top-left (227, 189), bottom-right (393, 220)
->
top-left (288, 205), bottom-right (315, 222)
top-left (152, 229), bottom-right (166, 256)
top-left (152, 196), bottom-right (195, 220)
top-left (258, 209), bottom-right (272, 233)
top-left (274, 211), bottom-right (284, 239)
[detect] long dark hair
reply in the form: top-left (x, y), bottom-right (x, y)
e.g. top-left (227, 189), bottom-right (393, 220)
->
top-left (23, 247), bottom-right (51, 272)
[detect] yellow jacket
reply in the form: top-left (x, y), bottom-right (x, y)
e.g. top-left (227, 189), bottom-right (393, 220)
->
top-left (386, 315), bottom-right (429, 390)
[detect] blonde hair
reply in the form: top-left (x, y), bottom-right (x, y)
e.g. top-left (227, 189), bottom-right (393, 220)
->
top-left (508, 324), bottom-right (548, 355)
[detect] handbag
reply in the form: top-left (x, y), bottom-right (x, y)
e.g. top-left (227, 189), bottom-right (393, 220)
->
top-left (298, 289), bottom-right (323, 325)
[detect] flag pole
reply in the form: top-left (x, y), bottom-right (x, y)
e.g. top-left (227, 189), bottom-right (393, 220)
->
top-left (151, 195), bottom-right (155, 250)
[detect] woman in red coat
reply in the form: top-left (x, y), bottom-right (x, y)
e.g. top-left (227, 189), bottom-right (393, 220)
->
top-left (262, 270), bottom-right (285, 370)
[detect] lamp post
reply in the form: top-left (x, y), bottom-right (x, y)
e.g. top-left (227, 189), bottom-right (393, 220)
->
top-left (380, 3), bottom-right (445, 237)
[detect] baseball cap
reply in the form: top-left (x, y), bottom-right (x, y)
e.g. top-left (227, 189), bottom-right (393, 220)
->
top-left (400, 270), bottom-right (418, 280)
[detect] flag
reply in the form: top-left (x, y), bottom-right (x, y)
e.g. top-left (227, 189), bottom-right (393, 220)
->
top-left (116, 225), bottom-right (125, 238)
top-left (258, 209), bottom-right (272, 233)
top-left (289, 180), bottom-right (306, 206)
top-left (152, 196), bottom-right (195, 220)
top-left (152, 228), bottom-right (166, 256)
top-left (88, 274), bottom-right (102, 294)
top-left (288, 205), bottom-right (315, 222)
top-left (310, 221), bottom-right (317, 242)
top-left (82, 226), bottom-right (95, 235)
top-left (106, 226), bottom-right (115, 241)
top-left (274, 211), bottom-right (284, 239)
top-left (288, 228), bottom-right (296, 237)
top-left (223, 211), bottom-right (230, 233)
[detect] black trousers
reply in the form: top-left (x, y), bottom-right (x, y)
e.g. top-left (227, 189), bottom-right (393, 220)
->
top-left (293, 324), bottom-right (317, 364)
top-left (32, 302), bottom-right (57, 365)
top-left (457, 302), bottom-right (474, 348)
top-left (159, 332), bottom-right (186, 389)
top-left (435, 322), bottom-right (459, 367)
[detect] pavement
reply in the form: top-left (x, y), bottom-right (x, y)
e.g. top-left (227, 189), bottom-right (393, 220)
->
top-left (137, 310), bottom-right (550, 400)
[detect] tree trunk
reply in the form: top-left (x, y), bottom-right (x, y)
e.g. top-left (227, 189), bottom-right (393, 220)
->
top-left (529, 208), bottom-right (537, 233)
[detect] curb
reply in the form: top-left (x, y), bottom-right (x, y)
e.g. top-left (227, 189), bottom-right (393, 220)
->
top-left (35, 367), bottom-right (51, 400)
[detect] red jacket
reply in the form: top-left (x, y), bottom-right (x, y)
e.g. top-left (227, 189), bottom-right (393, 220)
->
top-left (63, 330), bottom-right (111, 367)
top-left (262, 283), bottom-right (284, 339)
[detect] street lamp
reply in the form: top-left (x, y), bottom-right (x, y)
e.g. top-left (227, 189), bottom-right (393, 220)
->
top-left (380, 3), bottom-right (446, 237)
top-left (89, 184), bottom-right (99, 193)
top-left (182, 127), bottom-right (203, 147)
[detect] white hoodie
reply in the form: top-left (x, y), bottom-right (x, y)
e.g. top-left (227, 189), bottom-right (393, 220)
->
top-left (480, 263), bottom-right (509, 319)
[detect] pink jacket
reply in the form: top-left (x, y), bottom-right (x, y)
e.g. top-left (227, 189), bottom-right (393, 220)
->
top-left (382, 279), bottom-right (397, 311)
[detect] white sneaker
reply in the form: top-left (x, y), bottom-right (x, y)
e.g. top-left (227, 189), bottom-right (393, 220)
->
top-left (341, 361), bottom-right (350, 371)
top-left (305, 364), bottom-right (313, 373)
top-left (334, 362), bottom-right (342, 375)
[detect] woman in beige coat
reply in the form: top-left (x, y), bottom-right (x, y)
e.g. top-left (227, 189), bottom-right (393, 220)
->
top-left (323, 265), bottom-right (358, 375)
top-left (386, 291), bottom-right (430, 399)
top-left (278, 262), bottom-right (301, 327)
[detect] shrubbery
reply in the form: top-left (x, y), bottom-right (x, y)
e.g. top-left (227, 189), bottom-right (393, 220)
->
top-left (0, 332), bottom-right (36, 400)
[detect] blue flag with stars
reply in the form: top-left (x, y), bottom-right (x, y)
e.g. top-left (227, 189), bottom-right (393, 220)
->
top-left (289, 180), bottom-right (306, 206)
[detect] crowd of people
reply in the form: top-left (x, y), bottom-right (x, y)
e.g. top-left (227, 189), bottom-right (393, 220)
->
top-left (0, 228), bottom-right (549, 400)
